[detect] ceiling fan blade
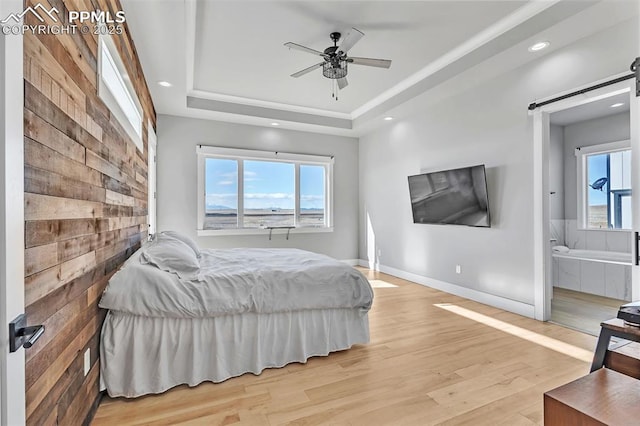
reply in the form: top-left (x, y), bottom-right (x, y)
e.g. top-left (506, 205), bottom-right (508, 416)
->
top-left (284, 42), bottom-right (327, 57)
top-left (338, 27), bottom-right (364, 54)
top-left (348, 57), bottom-right (392, 69)
top-left (291, 62), bottom-right (324, 78)
top-left (337, 77), bottom-right (348, 90)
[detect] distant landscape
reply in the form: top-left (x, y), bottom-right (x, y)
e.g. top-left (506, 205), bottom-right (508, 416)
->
top-left (205, 208), bottom-right (324, 229)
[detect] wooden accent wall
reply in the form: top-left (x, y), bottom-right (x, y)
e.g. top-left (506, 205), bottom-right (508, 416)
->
top-left (22, 0), bottom-right (155, 424)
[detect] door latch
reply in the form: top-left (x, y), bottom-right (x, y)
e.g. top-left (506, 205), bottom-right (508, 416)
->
top-left (9, 314), bottom-right (45, 352)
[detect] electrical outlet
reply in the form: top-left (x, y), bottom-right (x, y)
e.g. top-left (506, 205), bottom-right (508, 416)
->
top-left (84, 348), bottom-right (90, 376)
top-left (455, 265), bottom-right (461, 274)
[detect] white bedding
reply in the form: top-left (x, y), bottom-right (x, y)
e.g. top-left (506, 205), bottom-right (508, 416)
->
top-left (99, 248), bottom-right (373, 317)
top-left (99, 246), bottom-right (373, 397)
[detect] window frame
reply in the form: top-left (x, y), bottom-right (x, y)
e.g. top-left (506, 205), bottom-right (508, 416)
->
top-left (196, 145), bottom-right (334, 236)
top-left (147, 120), bottom-right (157, 239)
top-left (97, 33), bottom-right (144, 152)
top-left (575, 139), bottom-right (631, 230)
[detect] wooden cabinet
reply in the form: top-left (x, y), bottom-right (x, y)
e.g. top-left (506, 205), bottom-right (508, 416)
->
top-left (605, 341), bottom-right (640, 380)
top-left (544, 368), bottom-right (640, 425)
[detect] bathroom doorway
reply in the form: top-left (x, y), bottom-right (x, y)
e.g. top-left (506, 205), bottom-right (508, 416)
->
top-left (547, 92), bottom-right (632, 334)
top-left (532, 75), bottom-right (639, 334)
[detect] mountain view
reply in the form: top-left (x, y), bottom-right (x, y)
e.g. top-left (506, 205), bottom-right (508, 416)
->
top-left (204, 158), bottom-right (325, 229)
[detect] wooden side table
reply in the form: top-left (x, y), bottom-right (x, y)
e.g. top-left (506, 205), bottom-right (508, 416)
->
top-left (544, 368), bottom-right (640, 426)
top-left (591, 318), bottom-right (640, 372)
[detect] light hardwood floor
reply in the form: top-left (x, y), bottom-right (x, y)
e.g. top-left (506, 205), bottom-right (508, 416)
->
top-left (93, 269), bottom-right (597, 425)
top-left (551, 287), bottom-right (625, 336)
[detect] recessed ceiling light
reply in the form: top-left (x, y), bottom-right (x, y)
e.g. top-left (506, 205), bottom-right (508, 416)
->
top-left (271, 122), bottom-right (280, 126)
top-left (384, 116), bottom-right (393, 121)
top-left (157, 81), bottom-right (172, 87)
top-left (610, 102), bottom-right (624, 108)
top-left (528, 41), bottom-right (550, 52)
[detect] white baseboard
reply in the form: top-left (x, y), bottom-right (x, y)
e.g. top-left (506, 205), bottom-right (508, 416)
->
top-left (358, 260), bottom-right (535, 319)
top-left (341, 259), bottom-right (360, 266)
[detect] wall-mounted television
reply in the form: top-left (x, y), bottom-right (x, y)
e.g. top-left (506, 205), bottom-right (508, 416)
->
top-left (407, 164), bottom-right (491, 227)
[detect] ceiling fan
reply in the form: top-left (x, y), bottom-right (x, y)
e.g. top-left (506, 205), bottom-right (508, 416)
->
top-left (284, 28), bottom-right (392, 99)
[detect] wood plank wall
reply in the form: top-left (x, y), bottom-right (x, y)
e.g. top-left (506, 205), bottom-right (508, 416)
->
top-left (22, 0), bottom-right (155, 424)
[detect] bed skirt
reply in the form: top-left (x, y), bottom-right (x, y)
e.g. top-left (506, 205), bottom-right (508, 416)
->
top-left (100, 309), bottom-right (370, 398)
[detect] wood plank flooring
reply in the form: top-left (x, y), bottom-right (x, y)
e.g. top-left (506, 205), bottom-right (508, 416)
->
top-left (93, 269), bottom-right (597, 425)
top-left (551, 287), bottom-right (624, 336)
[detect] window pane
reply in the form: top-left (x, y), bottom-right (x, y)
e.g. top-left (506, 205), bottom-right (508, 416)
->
top-left (300, 165), bottom-right (325, 227)
top-left (586, 153), bottom-right (608, 228)
top-left (586, 150), bottom-right (631, 229)
top-left (609, 150), bottom-right (632, 229)
top-left (244, 160), bottom-right (294, 228)
top-left (101, 39), bottom-right (142, 138)
top-left (204, 158), bottom-right (238, 229)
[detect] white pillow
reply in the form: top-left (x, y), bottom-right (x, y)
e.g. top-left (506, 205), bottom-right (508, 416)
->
top-left (141, 237), bottom-right (200, 279)
top-left (158, 231), bottom-right (201, 258)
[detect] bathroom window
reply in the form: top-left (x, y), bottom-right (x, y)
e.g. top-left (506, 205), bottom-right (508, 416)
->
top-left (576, 140), bottom-right (631, 229)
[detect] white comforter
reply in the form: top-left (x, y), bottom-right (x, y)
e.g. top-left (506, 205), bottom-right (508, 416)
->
top-left (99, 248), bottom-right (373, 318)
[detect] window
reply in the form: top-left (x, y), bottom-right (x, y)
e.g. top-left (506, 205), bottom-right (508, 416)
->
top-left (197, 146), bottom-right (333, 235)
top-left (577, 140), bottom-right (631, 229)
top-left (244, 160), bottom-right (294, 228)
top-left (300, 165), bottom-right (326, 226)
top-left (98, 34), bottom-right (143, 151)
top-left (205, 158), bottom-right (238, 228)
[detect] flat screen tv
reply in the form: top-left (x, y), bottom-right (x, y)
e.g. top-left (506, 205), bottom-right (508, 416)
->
top-left (408, 165), bottom-right (491, 227)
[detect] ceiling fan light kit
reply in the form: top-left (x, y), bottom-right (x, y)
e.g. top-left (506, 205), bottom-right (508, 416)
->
top-left (323, 60), bottom-right (347, 79)
top-left (285, 27), bottom-right (392, 100)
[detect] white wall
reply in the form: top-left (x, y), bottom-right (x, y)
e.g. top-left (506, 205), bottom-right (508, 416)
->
top-left (359, 17), bottom-right (639, 307)
top-left (157, 115), bottom-right (360, 260)
top-left (562, 112), bottom-right (630, 220)
top-left (549, 124), bottom-right (565, 220)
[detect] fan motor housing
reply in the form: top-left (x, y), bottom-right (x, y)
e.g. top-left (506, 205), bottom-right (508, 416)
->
top-left (323, 46), bottom-right (339, 56)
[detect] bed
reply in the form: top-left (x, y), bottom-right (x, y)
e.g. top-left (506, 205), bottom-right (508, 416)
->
top-left (98, 232), bottom-right (373, 398)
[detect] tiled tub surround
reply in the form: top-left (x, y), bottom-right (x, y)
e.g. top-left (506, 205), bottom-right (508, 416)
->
top-left (563, 220), bottom-right (631, 251)
top-left (551, 221), bottom-right (632, 301)
top-left (550, 220), bottom-right (565, 246)
top-left (553, 256), bottom-right (631, 300)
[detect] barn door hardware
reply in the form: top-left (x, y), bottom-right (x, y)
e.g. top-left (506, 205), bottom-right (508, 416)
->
top-left (9, 314), bottom-right (45, 352)
top-left (632, 57), bottom-right (640, 96)
top-left (529, 57), bottom-right (640, 110)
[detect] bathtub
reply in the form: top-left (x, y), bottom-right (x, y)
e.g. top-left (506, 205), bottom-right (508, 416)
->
top-left (552, 246), bottom-right (632, 300)
top-left (552, 246), bottom-right (632, 266)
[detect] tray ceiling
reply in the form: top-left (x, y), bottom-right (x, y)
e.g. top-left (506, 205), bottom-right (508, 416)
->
top-left (121, 0), bottom-right (638, 135)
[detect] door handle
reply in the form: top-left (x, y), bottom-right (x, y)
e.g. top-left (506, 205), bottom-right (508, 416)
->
top-left (9, 314), bottom-right (45, 352)
top-left (635, 231), bottom-right (639, 266)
